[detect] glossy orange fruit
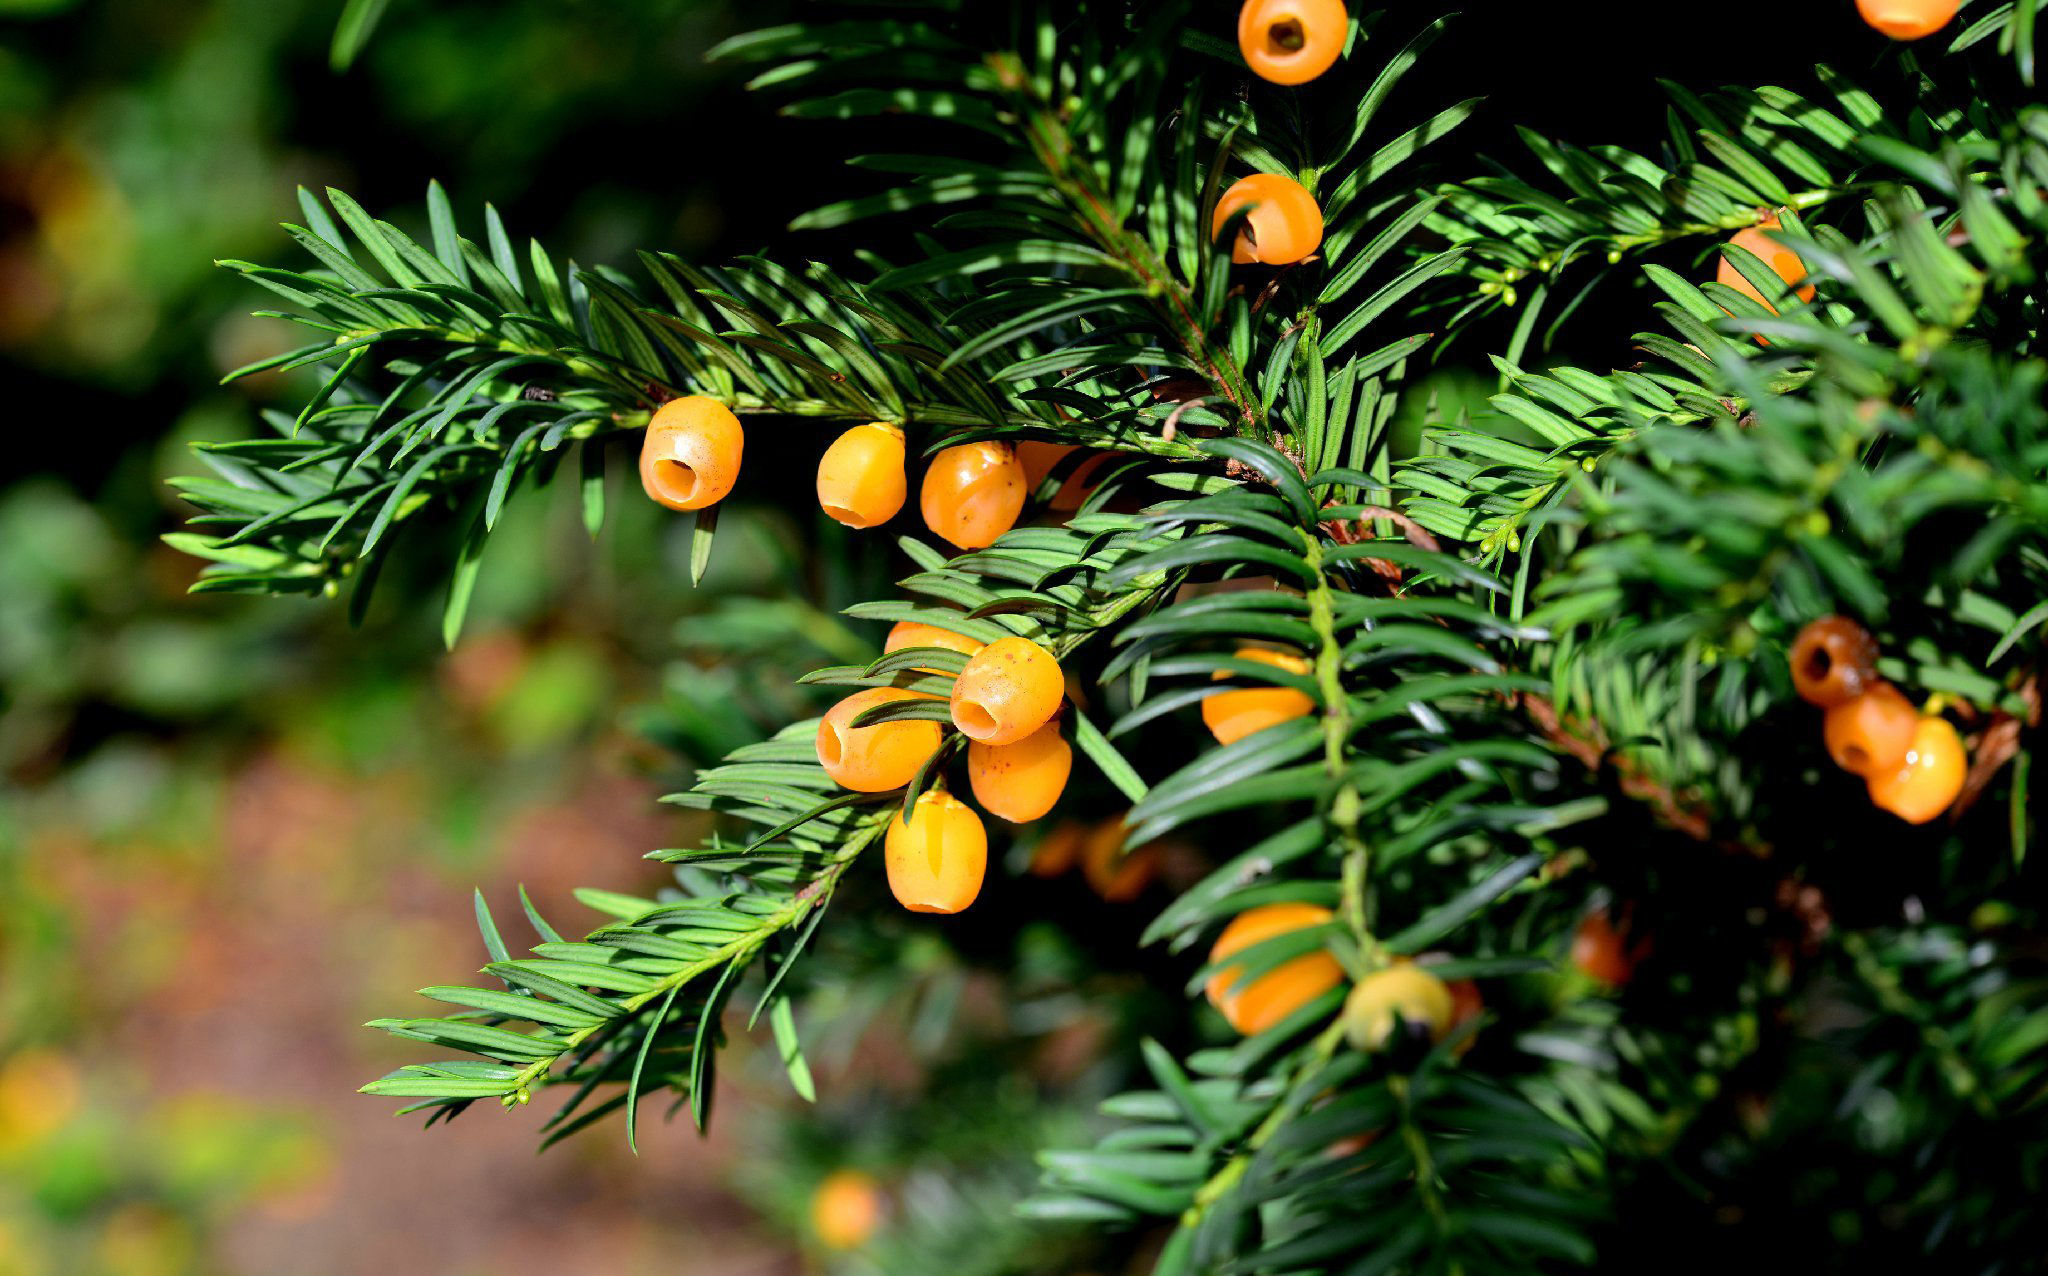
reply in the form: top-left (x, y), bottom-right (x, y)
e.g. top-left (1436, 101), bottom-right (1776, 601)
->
top-left (1788, 615), bottom-right (1879, 707)
top-left (816, 688), bottom-right (943, 792)
top-left (816, 422), bottom-right (907, 528)
top-left (639, 396), bottom-right (744, 512)
top-left (1716, 214), bottom-right (1815, 312)
top-left (1237, 0), bottom-right (1349, 85)
top-left (920, 441), bottom-right (1026, 550)
top-left (1202, 648), bottom-right (1317, 746)
top-left (951, 636), bottom-right (1064, 746)
top-left (1856, 0), bottom-right (1960, 40)
top-left (885, 790), bottom-right (989, 913)
top-left (811, 1170), bottom-right (884, 1249)
top-left (884, 620), bottom-right (986, 673)
top-left (1824, 682), bottom-right (1919, 778)
top-left (1206, 903), bottom-right (1346, 1035)
top-left (1212, 174), bottom-right (1324, 266)
top-left (1342, 964), bottom-right (1453, 1052)
top-left (1866, 716), bottom-right (1967, 824)
top-left (968, 720), bottom-right (1072, 823)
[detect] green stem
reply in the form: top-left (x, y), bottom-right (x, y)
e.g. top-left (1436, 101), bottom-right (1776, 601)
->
top-left (503, 838), bottom-right (873, 1104)
top-left (1184, 1020), bottom-right (1347, 1219)
top-left (1606, 187), bottom-right (1841, 252)
top-left (991, 54), bottom-right (1260, 428)
top-left (1390, 1075), bottom-right (1454, 1242)
top-left (1302, 533), bottom-right (1380, 961)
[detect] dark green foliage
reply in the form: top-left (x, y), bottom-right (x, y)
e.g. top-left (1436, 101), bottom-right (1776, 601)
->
top-left (173, 1), bottom-right (2048, 1272)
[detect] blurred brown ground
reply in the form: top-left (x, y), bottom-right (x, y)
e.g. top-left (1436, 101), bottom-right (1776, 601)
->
top-left (4, 658), bottom-right (804, 1276)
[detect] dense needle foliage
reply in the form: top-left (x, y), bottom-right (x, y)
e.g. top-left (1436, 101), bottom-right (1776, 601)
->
top-left (174, 1), bottom-right (2048, 1270)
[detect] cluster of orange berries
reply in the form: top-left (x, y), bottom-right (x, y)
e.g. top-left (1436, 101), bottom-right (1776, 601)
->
top-left (1203, 903), bottom-right (1482, 1053)
top-left (638, 397), bottom-right (1069, 550)
top-left (635, 3), bottom-right (1364, 534)
top-left (633, 414), bottom-right (1325, 920)
top-left (1790, 616), bottom-right (1967, 824)
top-left (815, 622), bottom-right (1070, 914)
top-left (819, 636), bottom-right (1319, 917)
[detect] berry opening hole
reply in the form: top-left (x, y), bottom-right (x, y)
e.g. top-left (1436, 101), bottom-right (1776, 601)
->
top-left (1266, 18), bottom-right (1305, 53)
top-left (819, 723), bottom-right (845, 768)
top-left (956, 698), bottom-right (999, 738)
top-left (651, 458), bottom-right (700, 505)
top-left (1841, 744), bottom-right (1868, 769)
top-left (1802, 647), bottom-right (1834, 683)
top-left (823, 502), bottom-right (861, 525)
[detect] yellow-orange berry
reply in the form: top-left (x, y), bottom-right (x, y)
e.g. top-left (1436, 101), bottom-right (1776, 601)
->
top-left (920, 441), bottom-right (1026, 550)
top-left (1202, 648), bottom-right (1316, 746)
top-left (1342, 964), bottom-right (1453, 1052)
top-left (1824, 682), bottom-right (1919, 777)
top-left (811, 1170), bottom-right (883, 1249)
top-left (1212, 174), bottom-right (1324, 266)
top-left (1866, 716), bottom-right (1967, 824)
top-left (1857, 0), bottom-right (1960, 40)
top-left (1789, 615), bottom-right (1879, 708)
top-left (1237, 0), bottom-right (1348, 85)
top-left (1016, 440), bottom-right (1080, 488)
top-left (1717, 214), bottom-right (1815, 312)
top-left (1570, 912), bottom-right (1637, 986)
top-left (1027, 820), bottom-right (1088, 877)
top-left (1205, 903), bottom-right (1345, 1036)
top-left (639, 396), bottom-right (744, 512)
top-left (951, 636), bottom-right (1064, 746)
top-left (884, 620), bottom-right (986, 673)
top-left (816, 688), bottom-right (943, 792)
top-left (816, 422), bottom-right (907, 529)
top-left (968, 721), bottom-right (1071, 823)
top-left (885, 790), bottom-right (988, 914)
top-left (1080, 819), bottom-right (1162, 902)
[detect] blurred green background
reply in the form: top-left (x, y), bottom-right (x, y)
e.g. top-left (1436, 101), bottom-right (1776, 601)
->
top-left (0, 2), bottom-right (845, 1273)
top-left (0, 2), bottom-right (1874, 1272)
